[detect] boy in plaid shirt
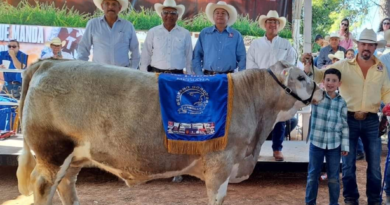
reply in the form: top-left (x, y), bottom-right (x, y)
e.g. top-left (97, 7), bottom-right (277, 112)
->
top-left (305, 68), bottom-right (349, 205)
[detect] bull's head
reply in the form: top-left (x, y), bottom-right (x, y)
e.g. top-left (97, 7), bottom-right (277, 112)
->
top-left (269, 61), bottom-right (324, 108)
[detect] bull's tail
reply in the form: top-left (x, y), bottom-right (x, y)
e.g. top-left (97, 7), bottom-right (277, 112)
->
top-left (17, 138), bottom-right (36, 195)
top-left (19, 60), bottom-right (43, 121)
top-left (17, 60), bottom-right (47, 195)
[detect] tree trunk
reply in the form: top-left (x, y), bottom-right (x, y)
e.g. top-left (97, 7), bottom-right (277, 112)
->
top-left (380, 0), bottom-right (390, 19)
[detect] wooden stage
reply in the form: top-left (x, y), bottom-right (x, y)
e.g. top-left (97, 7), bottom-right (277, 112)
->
top-left (0, 135), bottom-right (313, 171)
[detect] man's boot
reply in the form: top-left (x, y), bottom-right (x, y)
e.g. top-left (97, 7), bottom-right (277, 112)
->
top-left (273, 151), bottom-right (284, 161)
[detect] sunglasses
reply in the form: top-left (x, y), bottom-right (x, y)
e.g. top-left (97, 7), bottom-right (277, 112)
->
top-left (8, 45), bottom-right (17, 48)
top-left (341, 23), bottom-right (348, 27)
top-left (162, 11), bottom-right (178, 15)
top-left (383, 22), bottom-right (390, 25)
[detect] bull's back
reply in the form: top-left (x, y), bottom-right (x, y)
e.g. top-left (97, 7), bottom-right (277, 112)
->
top-left (23, 59), bottom-right (198, 175)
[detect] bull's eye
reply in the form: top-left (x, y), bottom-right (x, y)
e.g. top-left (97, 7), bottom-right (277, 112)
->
top-left (297, 76), bottom-right (305, 81)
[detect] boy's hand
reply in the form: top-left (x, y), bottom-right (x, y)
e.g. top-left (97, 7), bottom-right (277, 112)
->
top-left (341, 151), bottom-right (348, 156)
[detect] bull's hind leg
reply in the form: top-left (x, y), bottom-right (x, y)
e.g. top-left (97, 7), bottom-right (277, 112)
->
top-left (57, 167), bottom-right (82, 205)
top-left (31, 154), bottom-right (73, 205)
top-left (26, 127), bottom-right (76, 204)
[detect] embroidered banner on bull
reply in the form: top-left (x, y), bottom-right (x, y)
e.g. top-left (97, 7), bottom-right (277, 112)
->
top-left (158, 74), bottom-right (234, 155)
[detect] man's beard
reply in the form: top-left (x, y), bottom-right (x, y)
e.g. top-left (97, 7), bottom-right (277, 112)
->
top-left (360, 50), bottom-right (371, 60)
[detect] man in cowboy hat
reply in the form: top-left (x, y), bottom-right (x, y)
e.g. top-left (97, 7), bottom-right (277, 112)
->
top-left (77, 0), bottom-right (140, 68)
top-left (42, 37), bottom-right (73, 59)
top-left (192, 1), bottom-right (246, 75)
top-left (246, 10), bottom-right (297, 161)
top-left (302, 28), bottom-right (390, 205)
top-left (317, 32), bottom-right (347, 69)
top-left (140, 0), bottom-right (192, 74)
top-left (328, 50), bottom-right (345, 65)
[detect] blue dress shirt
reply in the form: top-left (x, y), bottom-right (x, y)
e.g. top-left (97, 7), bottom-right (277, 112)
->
top-left (77, 16), bottom-right (140, 69)
top-left (317, 45), bottom-right (346, 69)
top-left (0, 51), bottom-right (28, 83)
top-left (192, 26), bottom-right (246, 75)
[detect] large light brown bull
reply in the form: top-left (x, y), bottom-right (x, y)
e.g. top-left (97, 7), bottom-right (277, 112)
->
top-left (17, 59), bottom-right (323, 205)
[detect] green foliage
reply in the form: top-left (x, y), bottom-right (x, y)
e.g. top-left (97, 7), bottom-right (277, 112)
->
top-left (310, 0), bottom-right (374, 52)
top-left (0, 1), bottom-right (91, 27)
top-left (119, 7), bottom-right (163, 31)
top-left (0, 0), bottom-right (292, 38)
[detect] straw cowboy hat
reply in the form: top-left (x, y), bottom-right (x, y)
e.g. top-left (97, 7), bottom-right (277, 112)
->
top-left (155, 0), bottom-right (185, 20)
top-left (205, 1), bottom-right (238, 26)
top-left (93, 0), bottom-right (128, 13)
top-left (353, 28), bottom-right (386, 48)
top-left (328, 32), bottom-right (340, 39)
top-left (258, 10), bottom-right (286, 32)
top-left (328, 50), bottom-right (345, 61)
top-left (45, 37), bottom-right (66, 47)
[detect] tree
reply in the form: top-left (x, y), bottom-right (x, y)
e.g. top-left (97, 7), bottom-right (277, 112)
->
top-left (379, 0), bottom-right (390, 18)
top-left (310, 0), bottom-right (374, 52)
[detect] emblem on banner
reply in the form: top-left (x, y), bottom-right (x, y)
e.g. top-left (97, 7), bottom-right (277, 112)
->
top-left (176, 86), bottom-right (209, 114)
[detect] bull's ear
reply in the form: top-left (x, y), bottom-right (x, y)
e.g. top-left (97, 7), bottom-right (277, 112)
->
top-left (280, 68), bottom-right (291, 82)
top-left (270, 61), bottom-right (292, 74)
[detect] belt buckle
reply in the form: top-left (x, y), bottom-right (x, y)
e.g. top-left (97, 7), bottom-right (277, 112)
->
top-left (354, 112), bottom-right (367, 120)
top-left (163, 70), bottom-right (172, 74)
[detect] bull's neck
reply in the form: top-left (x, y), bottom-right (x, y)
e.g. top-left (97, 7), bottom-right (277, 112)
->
top-left (232, 70), bottom-right (296, 121)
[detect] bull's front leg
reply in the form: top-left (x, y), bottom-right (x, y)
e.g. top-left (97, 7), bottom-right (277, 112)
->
top-left (203, 153), bottom-right (233, 205)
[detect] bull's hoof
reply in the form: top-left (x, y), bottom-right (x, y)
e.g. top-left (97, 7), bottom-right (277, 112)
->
top-left (172, 176), bottom-right (183, 183)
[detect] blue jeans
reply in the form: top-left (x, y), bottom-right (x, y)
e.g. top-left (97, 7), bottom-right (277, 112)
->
top-left (342, 114), bottom-right (382, 204)
top-left (384, 131), bottom-right (390, 196)
top-left (306, 143), bottom-right (341, 205)
top-left (357, 137), bottom-right (364, 154)
top-left (272, 121), bottom-right (286, 151)
top-left (285, 118), bottom-right (298, 137)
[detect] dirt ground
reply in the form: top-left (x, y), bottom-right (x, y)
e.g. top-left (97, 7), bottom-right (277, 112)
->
top-left (0, 153), bottom-right (388, 205)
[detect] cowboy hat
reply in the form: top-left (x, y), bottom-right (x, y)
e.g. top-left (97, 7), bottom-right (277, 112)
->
top-left (205, 1), bottom-right (237, 26)
top-left (353, 28), bottom-right (386, 48)
top-left (45, 37), bottom-right (66, 47)
top-left (328, 32), bottom-right (340, 39)
top-left (93, 0), bottom-right (128, 13)
top-left (258, 10), bottom-right (286, 32)
top-left (328, 50), bottom-right (345, 61)
top-left (154, 0), bottom-right (185, 20)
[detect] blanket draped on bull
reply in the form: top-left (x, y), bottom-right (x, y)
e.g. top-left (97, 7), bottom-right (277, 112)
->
top-left (158, 74), bottom-right (234, 155)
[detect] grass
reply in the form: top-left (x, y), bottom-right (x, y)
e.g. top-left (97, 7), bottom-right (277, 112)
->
top-left (0, 0), bottom-right (292, 38)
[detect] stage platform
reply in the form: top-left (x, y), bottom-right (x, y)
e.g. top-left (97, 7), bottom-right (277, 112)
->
top-left (0, 135), bottom-right (313, 171)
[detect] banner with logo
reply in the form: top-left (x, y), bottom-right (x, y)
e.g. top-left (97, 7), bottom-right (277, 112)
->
top-left (158, 74), bottom-right (233, 155)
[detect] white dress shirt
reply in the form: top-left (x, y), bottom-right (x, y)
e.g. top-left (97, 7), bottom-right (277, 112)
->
top-left (140, 25), bottom-right (193, 73)
top-left (77, 17), bottom-right (140, 69)
top-left (246, 36), bottom-right (297, 69)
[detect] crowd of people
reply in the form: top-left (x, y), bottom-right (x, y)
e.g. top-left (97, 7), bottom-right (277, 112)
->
top-left (1, 0), bottom-right (390, 204)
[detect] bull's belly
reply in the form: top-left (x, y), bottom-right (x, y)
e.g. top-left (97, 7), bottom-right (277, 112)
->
top-left (70, 142), bottom-right (204, 182)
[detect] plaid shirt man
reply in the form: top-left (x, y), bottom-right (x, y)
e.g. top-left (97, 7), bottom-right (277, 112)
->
top-left (309, 92), bottom-right (349, 152)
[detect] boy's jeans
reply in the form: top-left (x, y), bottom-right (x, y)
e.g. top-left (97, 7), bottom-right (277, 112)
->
top-left (305, 143), bottom-right (341, 205)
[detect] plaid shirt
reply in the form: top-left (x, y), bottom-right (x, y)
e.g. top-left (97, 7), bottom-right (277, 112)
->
top-left (309, 92), bottom-right (349, 152)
